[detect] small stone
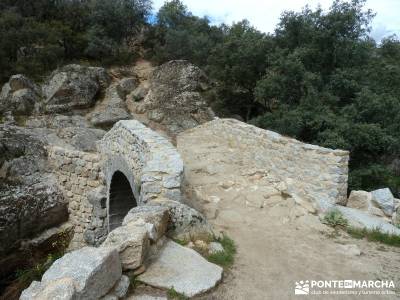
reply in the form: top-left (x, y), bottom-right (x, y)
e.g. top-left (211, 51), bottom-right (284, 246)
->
top-left (194, 240), bottom-right (208, 252)
top-left (208, 242), bottom-right (224, 255)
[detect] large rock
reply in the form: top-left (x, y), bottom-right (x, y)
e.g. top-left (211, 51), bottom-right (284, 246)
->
top-left (0, 126), bottom-right (68, 257)
top-left (43, 64), bottom-right (110, 113)
top-left (101, 223), bottom-right (149, 270)
top-left (0, 75), bottom-right (40, 115)
top-left (347, 190), bottom-right (386, 218)
top-left (39, 247), bottom-right (122, 300)
top-left (336, 206), bottom-right (400, 235)
top-left (149, 199), bottom-right (213, 241)
top-left (138, 239), bottom-right (223, 297)
top-left (123, 205), bottom-right (169, 242)
top-left (20, 278), bottom-right (76, 300)
top-left (89, 84), bottom-right (131, 128)
top-left (371, 188), bottom-right (395, 216)
top-left (141, 60), bottom-right (214, 136)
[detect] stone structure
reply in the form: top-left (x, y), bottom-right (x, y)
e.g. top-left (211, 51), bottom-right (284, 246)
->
top-left (98, 120), bottom-right (184, 231)
top-left (178, 119), bottom-right (349, 211)
top-left (48, 147), bottom-right (103, 248)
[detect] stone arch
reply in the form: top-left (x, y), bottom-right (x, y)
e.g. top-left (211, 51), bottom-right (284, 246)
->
top-left (98, 120), bottom-right (184, 233)
top-left (108, 171), bottom-right (137, 231)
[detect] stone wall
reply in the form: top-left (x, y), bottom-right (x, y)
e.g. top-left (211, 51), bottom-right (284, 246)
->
top-left (178, 119), bottom-right (349, 211)
top-left (48, 147), bottom-right (104, 248)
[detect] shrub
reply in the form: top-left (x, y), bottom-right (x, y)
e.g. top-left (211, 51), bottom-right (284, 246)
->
top-left (322, 209), bottom-right (348, 228)
top-left (207, 234), bottom-right (236, 268)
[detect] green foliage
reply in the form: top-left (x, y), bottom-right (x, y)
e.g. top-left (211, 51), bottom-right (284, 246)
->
top-left (172, 237), bottom-right (189, 246)
top-left (0, 0), bottom-right (151, 82)
top-left (322, 209), bottom-right (348, 228)
top-left (167, 287), bottom-right (188, 300)
top-left (207, 234), bottom-right (236, 268)
top-left (250, 0), bottom-right (400, 195)
top-left (346, 227), bottom-right (400, 247)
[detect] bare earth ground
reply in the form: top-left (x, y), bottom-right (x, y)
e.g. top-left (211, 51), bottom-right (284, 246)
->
top-left (176, 129), bottom-right (400, 300)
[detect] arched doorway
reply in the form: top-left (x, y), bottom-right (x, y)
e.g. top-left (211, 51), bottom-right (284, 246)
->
top-left (109, 171), bottom-right (137, 231)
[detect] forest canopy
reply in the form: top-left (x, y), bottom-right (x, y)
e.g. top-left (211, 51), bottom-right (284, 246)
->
top-left (1, 0), bottom-right (400, 196)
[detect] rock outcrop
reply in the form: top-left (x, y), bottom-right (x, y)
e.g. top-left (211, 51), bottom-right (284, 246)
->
top-left (43, 64), bottom-right (110, 113)
top-left (130, 60), bottom-right (215, 136)
top-left (0, 126), bottom-right (68, 257)
top-left (0, 75), bottom-right (41, 115)
top-left (88, 83), bottom-right (131, 128)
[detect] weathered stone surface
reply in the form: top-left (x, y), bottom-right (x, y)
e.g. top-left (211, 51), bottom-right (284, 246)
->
top-left (20, 278), bottom-right (77, 300)
top-left (101, 223), bottom-right (149, 270)
top-left (56, 127), bottom-right (106, 152)
top-left (128, 82), bottom-right (149, 102)
top-left (177, 119), bottom-right (349, 211)
top-left (89, 84), bottom-right (131, 127)
top-left (0, 126), bottom-right (67, 256)
top-left (336, 206), bottom-right (400, 235)
top-left (371, 188), bottom-right (395, 216)
top-left (142, 60), bottom-right (215, 136)
top-left (0, 75), bottom-right (40, 115)
top-left (43, 64), bottom-right (109, 113)
top-left (347, 190), bottom-right (373, 211)
top-left (123, 205), bottom-right (169, 242)
top-left (117, 77), bottom-right (138, 97)
top-left (41, 247), bottom-right (121, 299)
top-left (149, 199), bottom-right (213, 241)
top-left (107, 275), bottom-right (130, 299)
top-left (138, 239), bottom-right (223, 297)
top-left (392, 205), bottom-right (400, 225)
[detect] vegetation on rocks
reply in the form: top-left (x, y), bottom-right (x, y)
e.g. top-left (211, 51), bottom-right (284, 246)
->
top-left (322, 209), bottom-right (349, 228)
top-left (167, 287), bottom-right (189, 300)
top-left (207, 234), bottom-right (236, 268)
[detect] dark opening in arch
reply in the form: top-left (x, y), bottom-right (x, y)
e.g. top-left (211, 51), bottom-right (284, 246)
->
top-left (109, 171), bottom-right (137, 231)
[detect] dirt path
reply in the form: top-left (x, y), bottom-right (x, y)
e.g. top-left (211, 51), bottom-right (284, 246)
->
top-left (177, 128), bottom-right (400, 300)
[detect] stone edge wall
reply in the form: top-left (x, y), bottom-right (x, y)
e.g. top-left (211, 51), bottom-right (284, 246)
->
top-left (98, 120), bottom-right (184, 228)
top-left (179, 119), bottom-right (349, 211)
top-left (48, 147), bottom-right (104, 248)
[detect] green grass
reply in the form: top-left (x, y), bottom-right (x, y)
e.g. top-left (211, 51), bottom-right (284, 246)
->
top-left (207, 234), bottom-right (236, 268)
top-left (346, 227), bottom-right (400, 247)
top-left (167, 287), bottom-right (188, 300)
top-left (172, 238), bottom-right (189, 246)
top-left (322, 209), bottom-right (348, 228)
